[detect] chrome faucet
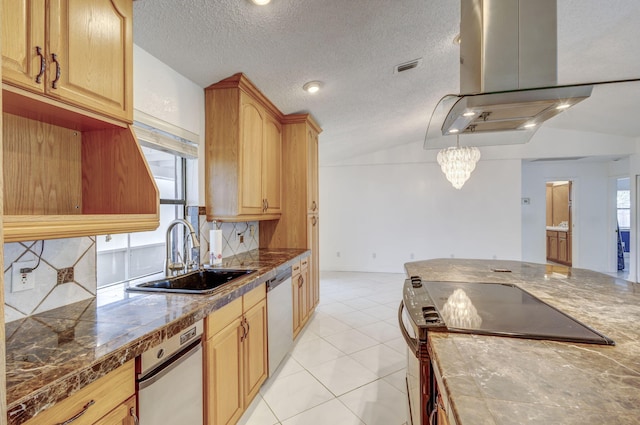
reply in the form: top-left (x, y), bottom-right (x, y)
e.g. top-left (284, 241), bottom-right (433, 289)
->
top-left (165, 219), bottom-right (201, 276)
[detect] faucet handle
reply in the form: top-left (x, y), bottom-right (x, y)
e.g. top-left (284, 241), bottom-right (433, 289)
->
top-left (168, 262), bottom-right (185, 274)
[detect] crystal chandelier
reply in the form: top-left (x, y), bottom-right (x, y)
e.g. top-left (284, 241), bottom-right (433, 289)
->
top-left (436, 136), bottom-right (481, 189)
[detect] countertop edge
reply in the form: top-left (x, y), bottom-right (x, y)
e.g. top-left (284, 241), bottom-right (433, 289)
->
top-left (6, 249), bottom-right (310, 425)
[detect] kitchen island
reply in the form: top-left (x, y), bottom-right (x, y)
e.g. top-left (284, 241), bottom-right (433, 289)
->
top-left (4, 248), bottom-right (309, 425)
top-left (404, 259), bottom-right (640, 424)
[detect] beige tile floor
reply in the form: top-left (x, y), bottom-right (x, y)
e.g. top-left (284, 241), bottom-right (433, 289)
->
top-left (238, 271), bottom-right (408, 425)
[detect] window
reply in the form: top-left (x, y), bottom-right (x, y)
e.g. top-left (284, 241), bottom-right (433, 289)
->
top-left (96, 147), bottom-right (187, 287)
top-left (617, 189), bottom-right (631, 229)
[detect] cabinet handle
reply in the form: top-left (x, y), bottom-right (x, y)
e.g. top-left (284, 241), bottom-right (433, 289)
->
top-left (298, 275), bottom-right (303, 287)
top-left (51, 53), bottom-right (61, 89)
top-left (56, 399), bottom-right (95, 425)
top-left (312, 216), bottom-right (317, 226)
top-left (240, 318), bottom-right (247, 342)
top-left (35, 46), bottom-right (45, 84)
top-left (130, 407), bottom-right (139, 425)
top-left (245, 317), bottom-right (250, 335)
top-left (265, 199), bottom-right (269, 210)
top-left (311, 201), bottom-right (317, 211)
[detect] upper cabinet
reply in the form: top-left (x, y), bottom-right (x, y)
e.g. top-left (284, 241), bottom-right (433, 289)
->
top-left (2, 0), bottom-right (133, 123)
top-left (1, 0), bottom-right (159, 242)
top-left (205, 73), bottom-right (282, 221)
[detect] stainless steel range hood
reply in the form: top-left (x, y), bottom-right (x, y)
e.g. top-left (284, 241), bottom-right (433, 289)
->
top-left (425, 0), bottom-right (593, 149)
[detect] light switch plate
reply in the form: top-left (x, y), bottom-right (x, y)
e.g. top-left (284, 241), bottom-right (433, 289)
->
top-left (11, 260), bottom-right (36, 292)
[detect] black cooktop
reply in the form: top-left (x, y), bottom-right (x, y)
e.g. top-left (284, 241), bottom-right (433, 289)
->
top-left (422, 280), bottom-right (615, 346)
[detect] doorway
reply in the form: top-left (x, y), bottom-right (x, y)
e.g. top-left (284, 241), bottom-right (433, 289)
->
top-left (615, 177), bottom-right (630, 276)
top-left (545, 181), bottom-right (572, 266)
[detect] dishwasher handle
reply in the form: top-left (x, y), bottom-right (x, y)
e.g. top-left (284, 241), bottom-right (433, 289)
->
top-left (267, 267), bottom-right (292, 291)
top-left (138, 338), bottom-right (202, 390)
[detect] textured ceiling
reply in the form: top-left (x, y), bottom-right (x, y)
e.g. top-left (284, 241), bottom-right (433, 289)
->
top-left (132, 0), bottom-right (640, 165)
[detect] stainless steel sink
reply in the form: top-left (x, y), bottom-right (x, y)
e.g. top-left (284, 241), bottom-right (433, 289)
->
top-left (126, 269), bottom-right (256, 294)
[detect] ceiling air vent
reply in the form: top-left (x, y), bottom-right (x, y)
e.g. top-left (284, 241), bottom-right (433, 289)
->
top-left (394, 58), bottom-right (422, 74)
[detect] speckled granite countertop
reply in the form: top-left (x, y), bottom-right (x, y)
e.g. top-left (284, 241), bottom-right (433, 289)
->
top-left (404, 259), bottom-right (640, 425)
top-left (4, 248), bottom-right (309, 425)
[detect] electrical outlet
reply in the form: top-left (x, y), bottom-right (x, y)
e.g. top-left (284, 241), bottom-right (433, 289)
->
top-left (249, 225), bottom-right (255, 236)
top-left (239, 234), bottom-right (244, 244)
top-left (12, 260), bottom-right (36, 292)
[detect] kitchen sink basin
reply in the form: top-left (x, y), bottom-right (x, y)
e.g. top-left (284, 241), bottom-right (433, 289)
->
top-left (127, 269), bottom-right (256, 294)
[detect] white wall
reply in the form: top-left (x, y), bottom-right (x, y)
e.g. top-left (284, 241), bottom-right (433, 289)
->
top-left (319, 159), bottom-right (522, 273)
top-left (133, 44), bottom-right (205, 205)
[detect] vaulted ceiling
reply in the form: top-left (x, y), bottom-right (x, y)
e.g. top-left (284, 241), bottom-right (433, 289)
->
top-left (132, 0), bottom-right (640, 165)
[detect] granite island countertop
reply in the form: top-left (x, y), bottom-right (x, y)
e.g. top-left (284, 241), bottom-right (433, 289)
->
top-left (404, 259), bottom-right (640, 425)
top-left (4, 248), bottom-right (309, 425)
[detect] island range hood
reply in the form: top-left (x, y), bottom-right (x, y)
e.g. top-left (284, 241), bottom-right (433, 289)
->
top-left (425, 0), bottom-right (593, 149)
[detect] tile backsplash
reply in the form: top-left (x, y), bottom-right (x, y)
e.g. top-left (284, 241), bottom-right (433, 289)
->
top-left (3, 237), bottom-right (96, 323)
top-left (3, 208), bottom-right (259, 323)
top-left (187, 207), bottom-right (259, 264)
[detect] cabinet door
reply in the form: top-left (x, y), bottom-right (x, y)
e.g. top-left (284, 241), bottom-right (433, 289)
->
top-left (308, 215), bottom-right (320, 307)
top-left (546, 231), bottom-right (558, 261)
top-left (47, 0), bottom-right (133, 122)
top-left (205, 318), bottom-right (244, 425)
top-left (93, 396), bottom-right (137, 425)
top-left (301, 258), bottom-right (311, 321)
top-left (263, 114), bottom-right (282, 214)
top-left (1, 0), bottom-right (45, 92)
top-left (239, 93), bottom-right (265, 214)
top-left (307, 128), bottom-right (319, 214)
top-left (243, 298), bottom-right (268, 406)
top-left (292, 271), bottom-right (301, 337)
top-left (558, 232), bottom-right (568, 263)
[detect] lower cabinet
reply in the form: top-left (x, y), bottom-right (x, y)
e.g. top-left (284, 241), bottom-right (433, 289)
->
top-left (292, 257), bottom-right (312, 338)
top-left (205, 284), bottom-right (268, 425)
top-left (22, 360), bottom-right (136, 425)
top-left (93, 396), bottom-right (137, 425)
top-left (546, 230), bottom-right (572, 266)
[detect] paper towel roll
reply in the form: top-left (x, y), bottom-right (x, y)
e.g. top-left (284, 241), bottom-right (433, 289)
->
top-left (209, 229), bottom-right (223, 265)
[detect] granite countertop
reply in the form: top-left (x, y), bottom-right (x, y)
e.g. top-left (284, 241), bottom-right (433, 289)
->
top-left (4, 248), bottom-right (309, 425)
top-left (404, 259), bottom-right (640, 425)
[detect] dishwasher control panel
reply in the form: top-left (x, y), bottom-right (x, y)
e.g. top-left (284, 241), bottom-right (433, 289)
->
top-left (139, 319), bottom-right (204, 376)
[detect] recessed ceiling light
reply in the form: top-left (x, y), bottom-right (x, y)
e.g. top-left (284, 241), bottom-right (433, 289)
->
top-left (449, 128), bottom-right (460, 133)
top-left (303, 81), bottom-right (322, 94)
top-left (250, 0), bottom-right (271, 5)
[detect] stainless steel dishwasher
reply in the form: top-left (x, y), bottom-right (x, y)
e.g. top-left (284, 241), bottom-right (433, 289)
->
top-left (266, 266), bottom-right (293, 376)
top-left (137, 319), bottom-right (204, 425)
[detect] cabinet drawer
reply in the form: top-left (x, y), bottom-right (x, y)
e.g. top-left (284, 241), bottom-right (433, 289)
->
top-left (244, 283), bottom-right (266, 310)
top-left (23, 360), bottom-right (134, 425)
top-left (301, 257), bottom-right (309, 270)
top-left (206, 297), bottom-right (243, 338)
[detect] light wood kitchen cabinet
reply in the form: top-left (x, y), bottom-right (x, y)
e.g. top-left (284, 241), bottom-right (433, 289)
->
top-left (292, 258), bottom-right (312, 338)
top-left (547, 230), bottom-right (558, 262)
top-left (22, 360), bottom-right (135, 425)
top-left (93, 396), bottom-right (137, 425)
top-left (1, 113), bottom-right (159, 242)
top-left (308, 215), bottom-right (320, 308)
top-left (205, 284), bottom-right (268, 425)
top-left (205, 73), bottom-right (282, 221)
top-left (1, 0), bottom-right (159, 242)
top-left (2, 0), bottom-right (133, 123)
top-left (261, 114), bottom-right (322, 316)
top-left (547, 230), bottom-right (571, 266)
